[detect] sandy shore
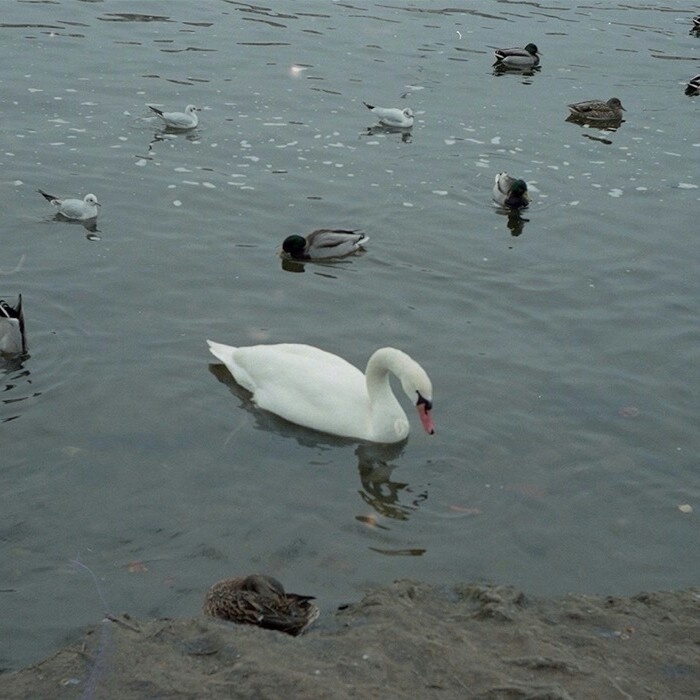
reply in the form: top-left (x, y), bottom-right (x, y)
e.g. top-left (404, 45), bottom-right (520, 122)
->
top-left (1, 580), bottom-right (699, 699)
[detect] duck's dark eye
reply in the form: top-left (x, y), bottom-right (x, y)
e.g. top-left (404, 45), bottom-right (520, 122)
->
top-left (416, 391), bottom-right (432, 411)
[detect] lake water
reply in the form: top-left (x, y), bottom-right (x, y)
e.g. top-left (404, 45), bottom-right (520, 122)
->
top-left (1, 0), bottom-right (699, 671)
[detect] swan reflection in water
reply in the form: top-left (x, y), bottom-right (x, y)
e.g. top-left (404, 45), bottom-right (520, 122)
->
top-left (355, 443), bottom-right (428, 523)
top-left (208, 363), bottom-right (430, 523)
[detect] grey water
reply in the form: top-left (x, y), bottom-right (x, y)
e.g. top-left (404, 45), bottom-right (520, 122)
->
top-left (1, 0), bottom-right (699, 672)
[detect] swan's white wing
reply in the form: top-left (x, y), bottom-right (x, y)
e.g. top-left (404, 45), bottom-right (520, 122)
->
top-left (208, 342), bottom-right (372, 439)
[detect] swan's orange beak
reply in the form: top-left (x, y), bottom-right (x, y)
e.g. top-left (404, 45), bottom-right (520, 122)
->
top-left (417, 403), bottom-right (435, 435)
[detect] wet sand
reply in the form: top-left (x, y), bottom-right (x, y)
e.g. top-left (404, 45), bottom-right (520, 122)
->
top-left (2, 580), bottom-right (699, 699)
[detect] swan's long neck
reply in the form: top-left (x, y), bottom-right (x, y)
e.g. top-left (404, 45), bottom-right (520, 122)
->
top-left (364, 348), bottom-right (414, 441)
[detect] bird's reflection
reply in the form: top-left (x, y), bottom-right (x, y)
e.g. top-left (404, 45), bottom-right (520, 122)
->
top-left (362, 125), bottom-right (413, 143)
top-left (208, 364), bottom-right (429, 522)
top-left (492, 64), bottom-right (541, 79)
top-left (51, 214), bottom-right (101, 240)
top-left (493, 209), bottom-right (529, 237)
top-left (355, 444), bottom-right (428, 522)
top-left (1, 362), bottom-right (37, 424)
top-left (565, 114), bottom-right (624, 141)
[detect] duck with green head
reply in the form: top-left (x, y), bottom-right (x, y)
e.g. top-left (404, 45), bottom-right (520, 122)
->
top-left (493, 43), bottom-right (541, 69)
top-left (493, 172), bottom-right (530, 211)
top-left (282, 229), bottom-right (369, 260)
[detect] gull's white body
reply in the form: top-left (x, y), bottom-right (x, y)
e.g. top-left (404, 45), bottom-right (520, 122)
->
top-left (149, 104), bottom-right (199, 129)
top-left (363, 102), bottom-right (414, 128)
top-left (207, 342), bottom-right (434, 443)
top-left (0, 295), bottom-right (26, 356)
top-left (38, 190), bottom-right (100, 220)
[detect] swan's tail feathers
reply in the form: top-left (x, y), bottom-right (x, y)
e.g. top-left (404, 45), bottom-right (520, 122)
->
top-left (206, 339), bottom-right (238, 365)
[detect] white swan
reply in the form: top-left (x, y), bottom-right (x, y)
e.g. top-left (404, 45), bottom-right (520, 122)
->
top-left (207, 342), bottom-right (435, 443)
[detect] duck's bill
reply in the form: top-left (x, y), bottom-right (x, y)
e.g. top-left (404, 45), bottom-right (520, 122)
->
top-left (417, 404), bottom-right (435, 435)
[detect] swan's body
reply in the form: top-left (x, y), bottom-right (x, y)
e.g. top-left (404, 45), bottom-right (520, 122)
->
top-left (493, 172), bottom-right (530, 210)
top-left (207, 342), bottom-right (435, 443)
top-left (567, 97), bottom-right (625, 122)
top-left (38, 189), bottom-right (100, 220)
top-left (0, 295), bottom-right (26, 356)
top-left (363, 102), bottom-right (414, 128)
top-left (493, 43), bottom-right (540, 68)
top-left (204, 574), bottom-right (319, 637)
top-left (148, 104), bottom-right (199, 129)
top-left (685, 75), bottom-right (700, 96)
top-left (282, 229), bottom-right (369, 260)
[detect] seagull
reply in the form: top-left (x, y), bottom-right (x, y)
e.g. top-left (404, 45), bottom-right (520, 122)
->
top-left (148, 104), bottom-right (199, 130)
top-left (363, 102), bottom-right (414, 128)
top-left (38, 190), bottom-right (100, 220)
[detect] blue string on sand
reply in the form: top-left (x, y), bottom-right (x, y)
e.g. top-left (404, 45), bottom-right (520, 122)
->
top-left (70, 554), bottom-right (113, 700)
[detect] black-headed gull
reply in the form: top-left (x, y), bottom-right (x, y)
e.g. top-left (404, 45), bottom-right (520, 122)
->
top-left (38, 190), bottom-right (100, 220)
top-left (0, 295), bottom-right (26, 356)
top-left (148, 104), bottom-right (199, 130)
top-left (282, 230), bottom-right (369, 260)
top-left (363, 102), bottom-right (414, 128)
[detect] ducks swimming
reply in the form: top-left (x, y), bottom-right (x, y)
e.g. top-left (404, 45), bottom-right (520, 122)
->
top-left (282, 229), bottom-right (369, 260)
top-left (493, 172), bottom-right (530, 211)
top-left (363, 102), bottom-right (414, 128)
top-left (38, 189), bottom-right (100, 220)
top-left (0, 295), bottom-right (26, 356)
top-left (207, 342), bottom-right (435, 444)
top-left (566, 97), bottom-right (626, 123)
top-left (203, 574), bottom-right (319, 636)
top-left (148, 104), bottom-right (199, 130)
top-left (493, 43), bottom-right (541, 69)
top-left (685, 75), bottom-right (700, 96)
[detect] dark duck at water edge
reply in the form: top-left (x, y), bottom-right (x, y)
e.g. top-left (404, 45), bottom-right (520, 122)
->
top-left (203, 574), bottom-right (320, 636)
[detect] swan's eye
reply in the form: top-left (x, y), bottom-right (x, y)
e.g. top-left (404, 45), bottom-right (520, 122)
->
top-left (416, 392), bottom-right (432, 410)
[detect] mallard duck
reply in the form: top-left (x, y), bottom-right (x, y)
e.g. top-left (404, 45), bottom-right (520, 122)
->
top-left (203, 574), bottom-right (319, 636)
top-left (206, 342), bottom-right (435, 443)
top-left (493, 172), bottom-right (530, 210)
top-left (363, 102), bottom-right (414, 128)
top-left (0, 295), bottom-right (26, 356)
top-left (148, 104), bottom-right (199, 129)
top-left (38, 189), bottom-right (100, 220)
top-left (566, 97), bottom-right (625, 122)
top-left (685, 74), bottom-right (700, 96)
top-left (493, 43), bottom-right (541, 68)
top-left (282, 229), bottom-right (369, 260)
